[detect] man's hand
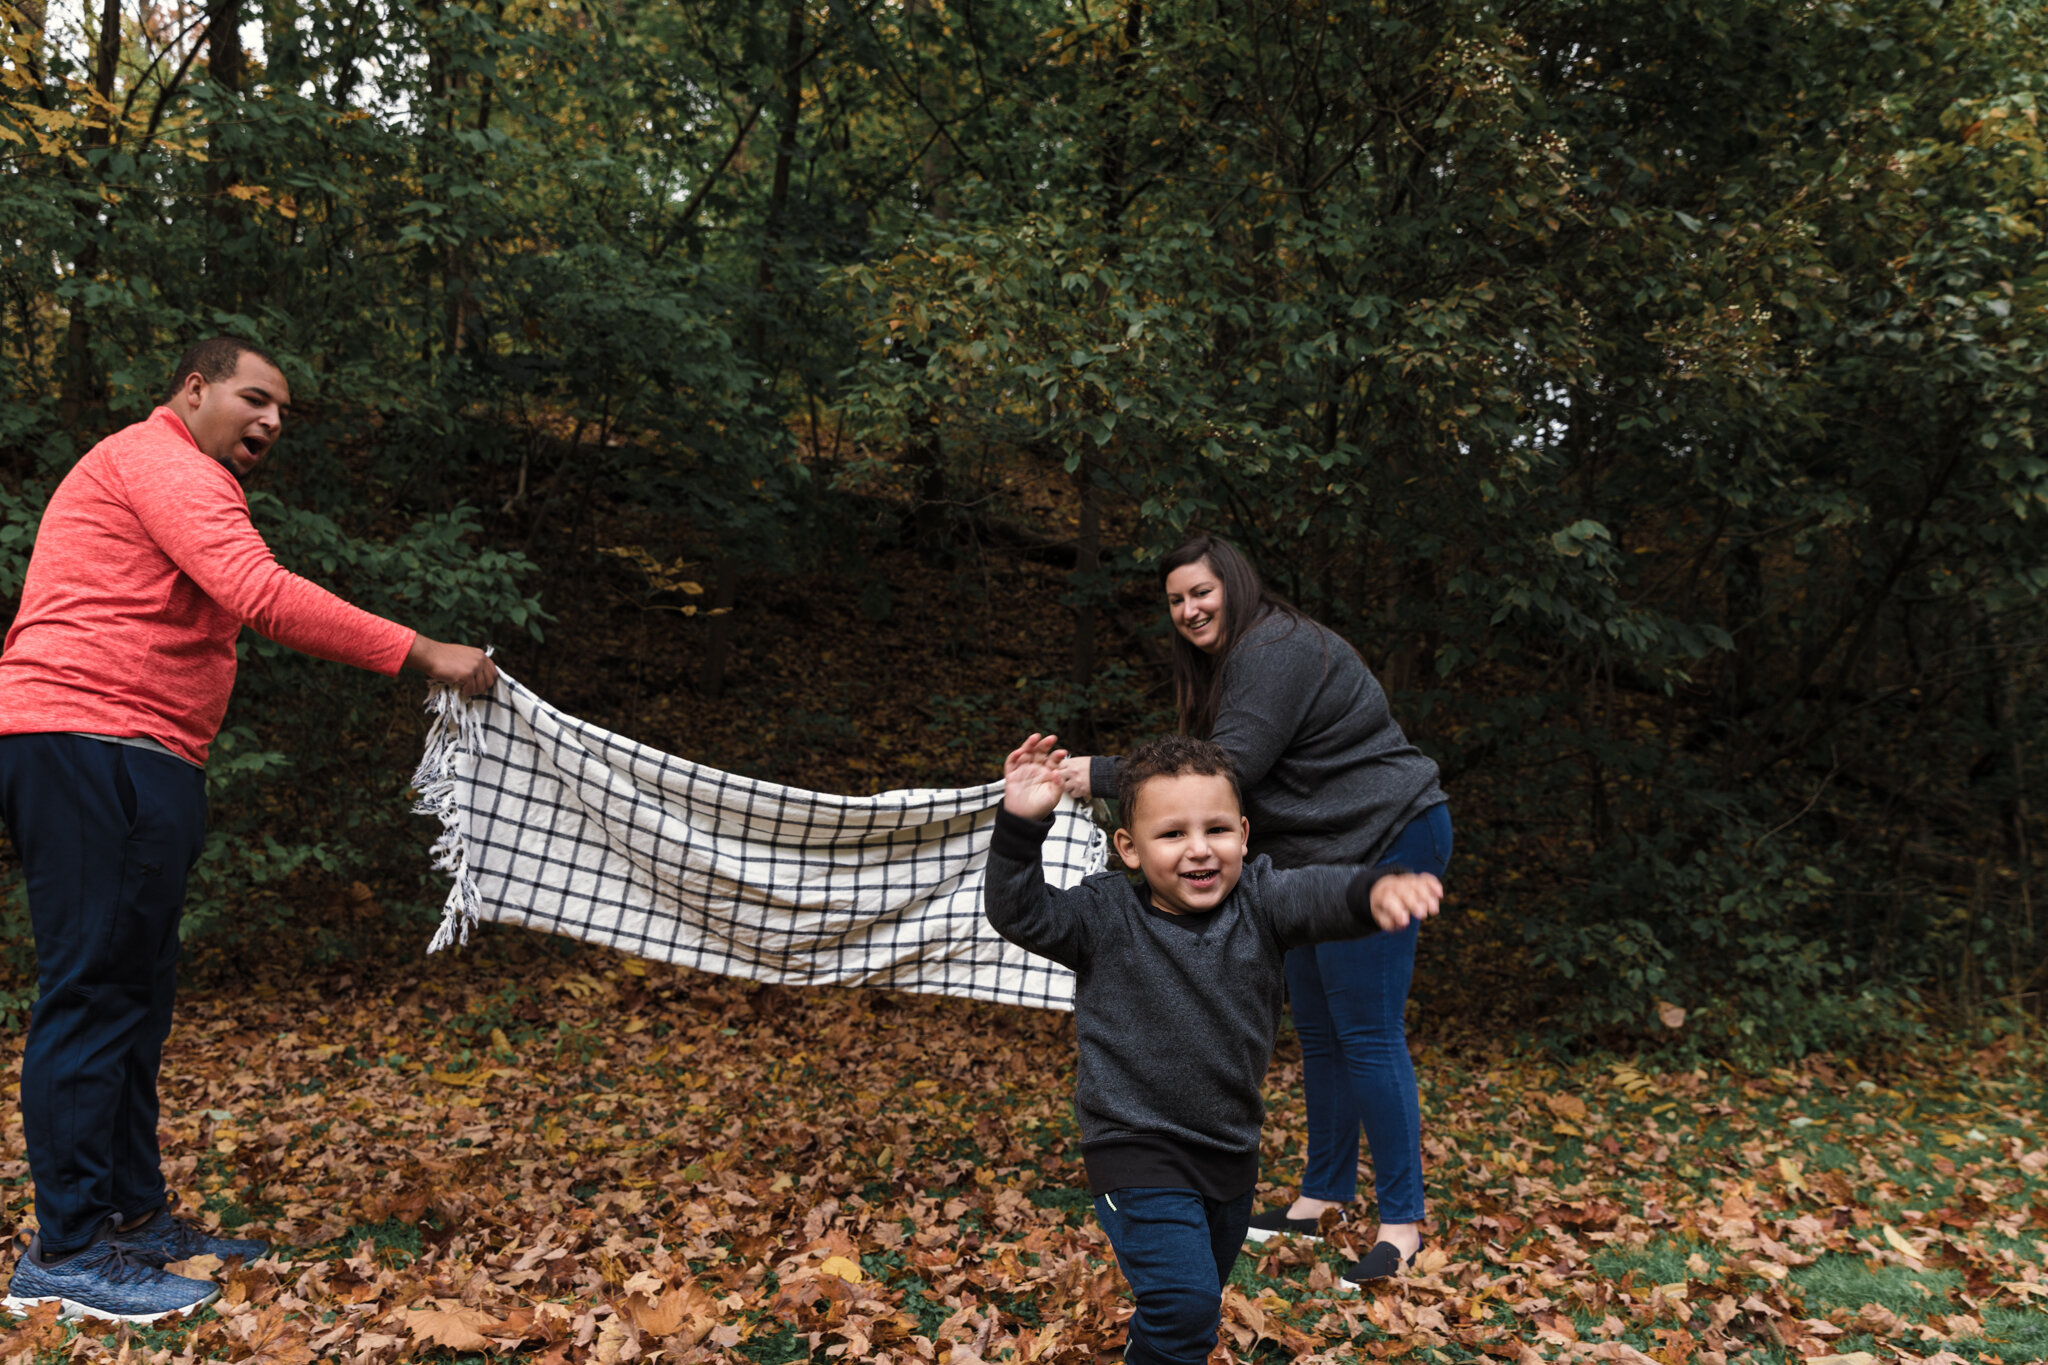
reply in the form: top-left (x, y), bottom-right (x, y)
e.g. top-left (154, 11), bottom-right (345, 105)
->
top-left (1057, 755), bottom-right (1092, 800)
top-left (1369, 872), bottom-right (1443, 933)
top-left (1003, 733), bottom-right (1068, 820)
top-left (405, 636), bottom-right (499, 698)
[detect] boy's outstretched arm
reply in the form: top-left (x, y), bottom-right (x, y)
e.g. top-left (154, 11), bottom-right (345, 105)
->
top-left (986, 733), bottom-right (1095, 970)
top-left (1268, 867), bottom-right (1445, 949)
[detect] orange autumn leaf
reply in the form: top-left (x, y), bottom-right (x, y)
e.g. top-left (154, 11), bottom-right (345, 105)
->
top-left (405, 1305), bottom-right (505, 1352)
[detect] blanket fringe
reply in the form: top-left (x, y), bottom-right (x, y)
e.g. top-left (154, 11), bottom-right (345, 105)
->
top-left (413, 680), bottom-right (491, 953)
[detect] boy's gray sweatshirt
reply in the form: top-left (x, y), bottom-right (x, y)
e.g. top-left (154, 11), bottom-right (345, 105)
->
top-left (1091, 611), bottom-right (1446, 869)
top-left (985, 807), bottom-right (1395, 1198)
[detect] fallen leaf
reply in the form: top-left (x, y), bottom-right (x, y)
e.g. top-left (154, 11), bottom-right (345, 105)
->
top-left (407, 1305), bottom-right (504, 1352)
top-left (1881, 1224), bottom-right (1924, 1262)
top-left (1544, 1092), bottom-right (1587, 1121)
top-left (163, 1251), bottom-right (223, 1277)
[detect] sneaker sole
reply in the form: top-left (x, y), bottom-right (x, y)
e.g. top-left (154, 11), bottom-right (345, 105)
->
top-left (1242, 1226), bottom-right (1321, 1245)
top-left (2, 1287), bottom-right (218, 1323)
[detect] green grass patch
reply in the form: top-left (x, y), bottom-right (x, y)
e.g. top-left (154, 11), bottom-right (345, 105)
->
top-left (1027, 1184), bottom-right (1095, 1226)
top-left (1973, 1305), bottom-right (2048, 1357)
top-left (1790, 1254), bottom-right (1960, 1315)
top-left (332, 1217), bottom-right (425, 1261)
top-left (1590, 1237), bottom-right (1712, 1286)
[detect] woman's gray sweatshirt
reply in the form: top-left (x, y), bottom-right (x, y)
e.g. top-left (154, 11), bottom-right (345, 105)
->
top-left (1092, 611), bottom-right (1446, 869)
top-left (984, 807), bottom-right (1394, 1197)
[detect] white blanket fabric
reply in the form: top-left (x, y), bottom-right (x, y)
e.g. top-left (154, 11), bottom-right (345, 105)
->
top-left (413, 675), bottom-right (1102, 1010)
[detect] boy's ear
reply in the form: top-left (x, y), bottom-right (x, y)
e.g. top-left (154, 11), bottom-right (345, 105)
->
top-left (1112, 828), bottom-right (1142, 870)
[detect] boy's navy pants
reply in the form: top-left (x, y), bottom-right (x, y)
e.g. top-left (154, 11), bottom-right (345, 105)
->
top-left (0, 734), bottom-right (205, 1256)
top-left (1093, 1186), bottom-right (1253, 1365)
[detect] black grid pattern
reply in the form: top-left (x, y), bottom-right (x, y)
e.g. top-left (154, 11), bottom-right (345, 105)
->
top-left (420, 674), bottom-right (1101, 1010)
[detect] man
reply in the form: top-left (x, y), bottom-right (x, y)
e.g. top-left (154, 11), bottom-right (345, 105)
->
top-left (0, 338), bottom-right (497, 1322)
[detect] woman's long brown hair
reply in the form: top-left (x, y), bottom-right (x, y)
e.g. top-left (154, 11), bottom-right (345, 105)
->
top-left (1159, 535), bottom-right (1305, 737)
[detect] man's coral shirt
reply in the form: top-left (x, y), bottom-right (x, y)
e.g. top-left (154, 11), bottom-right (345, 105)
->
top-left (0, 407), bottom-right (416, 765)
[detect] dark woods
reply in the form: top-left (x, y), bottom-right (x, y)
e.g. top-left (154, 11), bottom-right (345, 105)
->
top-left (1, 0), bottom-right (2044, 1055)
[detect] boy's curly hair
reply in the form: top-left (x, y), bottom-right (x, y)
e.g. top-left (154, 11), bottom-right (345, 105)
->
top-left (1115, 735), bottom-right (1243, 827)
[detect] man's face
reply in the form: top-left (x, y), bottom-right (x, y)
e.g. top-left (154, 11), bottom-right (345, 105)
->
top-left (175, 353), bottom-right (290, 476)
top-left (1112, 771), bottom-right (1249, 916)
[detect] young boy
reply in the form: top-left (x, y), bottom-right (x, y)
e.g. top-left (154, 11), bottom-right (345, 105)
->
top-left (985, 732), bottom-right (1442, 1365)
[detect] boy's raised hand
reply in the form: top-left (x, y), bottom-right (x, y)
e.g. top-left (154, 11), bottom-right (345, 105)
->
top-left (1368, 872), bottom-right (1443, 933)
top-left (1003, 733), bottom-right (1068, 820)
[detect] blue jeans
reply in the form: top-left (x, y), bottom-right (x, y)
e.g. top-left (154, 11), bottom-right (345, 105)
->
top-left (1093, 1186), bottom-right (1253, 1365)
top-left (0, 735), bottom-right (206, 1255)
top-left (1281, 803), bottom-right (1451, 1222)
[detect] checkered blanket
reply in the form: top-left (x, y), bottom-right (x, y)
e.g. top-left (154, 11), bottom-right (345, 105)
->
top-left (411, 675), bottom-right (1102, 1010)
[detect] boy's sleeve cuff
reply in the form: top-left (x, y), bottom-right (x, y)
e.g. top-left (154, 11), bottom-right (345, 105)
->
top-left (1089, 755), bottom-right (1120, 803)
top-left (991, 808), bottom-right (1056, 863)
top-left (1343, 865), bottom-right (1398, 928)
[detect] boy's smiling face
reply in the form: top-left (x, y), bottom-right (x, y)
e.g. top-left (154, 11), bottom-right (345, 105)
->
top-left (1113, 771), bottom-right (1249, 915)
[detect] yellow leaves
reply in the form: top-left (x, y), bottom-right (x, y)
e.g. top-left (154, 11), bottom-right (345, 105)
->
top-left (10, 102), bottom-right (81, 132)
top-left (554, 971), bottom-right (609, 1000)
top-left (818, 1254), bottom-right (864, 1283)
top-left (1610, 1063), bottom-right (1657, 1099)
top-left (220, 183), bottom-right (300, 217)
top-left (598, 544), bottom-right (706, 603)
top-left (1882, 1223), bottom-right (1928, 1264)
top-left (1777, 1155), bottom-right (1808, 1194)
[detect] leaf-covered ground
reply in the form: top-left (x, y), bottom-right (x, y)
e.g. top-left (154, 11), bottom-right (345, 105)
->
top-left (0, 933), bottom-right (2041, 1365)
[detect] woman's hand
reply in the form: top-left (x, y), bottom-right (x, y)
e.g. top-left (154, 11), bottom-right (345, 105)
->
top-left (1003, 733), bottom-right (1069, 820)
top-left (1057, 756), bottom-right (1092, 800)
top-left (1368, 873), bottom-right (1443, 933)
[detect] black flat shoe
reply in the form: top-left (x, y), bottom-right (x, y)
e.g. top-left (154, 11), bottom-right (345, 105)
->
top-left (1338, 1240), bottom-right (1419, 1288)
top-left (1243, 1205), bottom-right (1333, 1244)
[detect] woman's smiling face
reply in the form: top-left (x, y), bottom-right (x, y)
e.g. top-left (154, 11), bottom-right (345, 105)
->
top-left (1164, 559), bottom-right (1226, 654)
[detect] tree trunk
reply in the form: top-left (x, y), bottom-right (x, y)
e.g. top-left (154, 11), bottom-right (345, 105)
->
top-left (700, 557), bottom-right (739, 701)
top-left (1068, 458), bottom-right (1102, 748)
top-left (750, 0), bottom-right (804, 359)
top-left (60, 0), bottom-right (122, 429)
top-left (204, 0), bottom-right (244, 304)
top-left (907, 406), bottom-right (948, 561)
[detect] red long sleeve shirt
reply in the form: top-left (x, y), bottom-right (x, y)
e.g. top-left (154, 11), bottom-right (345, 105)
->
top-left (0, 407), bottom-right (416, 766)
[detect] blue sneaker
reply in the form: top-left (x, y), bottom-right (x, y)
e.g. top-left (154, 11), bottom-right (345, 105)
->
top-left (2, 1228), bottom-right (218, 1322)
top-left (109, 1208), bottom-right (270, 1268)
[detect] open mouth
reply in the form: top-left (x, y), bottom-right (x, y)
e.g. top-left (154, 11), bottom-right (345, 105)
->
top-left (1181, 868), bottom-right (1220, 889)
top-left (239, 436), bottom-right (265, 464)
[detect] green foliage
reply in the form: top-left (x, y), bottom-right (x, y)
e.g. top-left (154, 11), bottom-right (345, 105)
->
top-left (0, 0), bottom-right (2044, 1047)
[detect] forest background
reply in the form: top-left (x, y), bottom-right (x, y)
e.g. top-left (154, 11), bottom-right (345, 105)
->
top-left (2, 0), bottom-right (2047, 1059)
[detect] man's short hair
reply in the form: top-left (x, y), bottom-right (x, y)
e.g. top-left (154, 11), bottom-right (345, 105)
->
top-left (167, 337), bottom-right (281, 398)
top-left (1115, 735), bottom-right (1243, 827)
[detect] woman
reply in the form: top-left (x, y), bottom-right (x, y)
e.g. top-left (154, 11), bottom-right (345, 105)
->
top-left (1059, 535), bottom-right (1450, 1283)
